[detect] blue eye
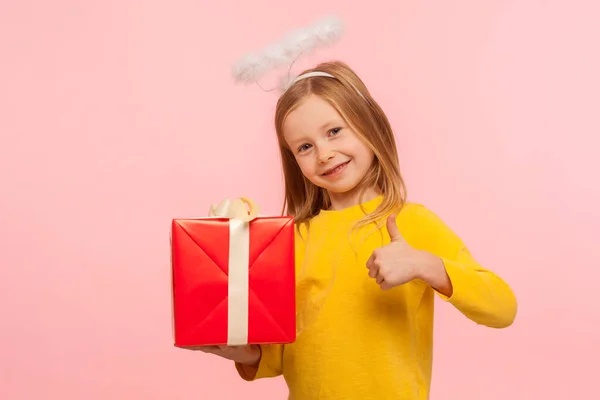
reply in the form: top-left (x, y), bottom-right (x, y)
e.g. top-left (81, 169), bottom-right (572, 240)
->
top-left (329, 127), bottom-right (342, 136)
top-left (297, 144), bottom-right (312, 153)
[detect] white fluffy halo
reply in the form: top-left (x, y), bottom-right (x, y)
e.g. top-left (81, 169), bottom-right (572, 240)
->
top-left (231, 15), bottom-right (345, 86)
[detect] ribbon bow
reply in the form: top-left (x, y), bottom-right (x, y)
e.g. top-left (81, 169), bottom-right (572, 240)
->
top-left (208, 197), bottom-right (259, 222)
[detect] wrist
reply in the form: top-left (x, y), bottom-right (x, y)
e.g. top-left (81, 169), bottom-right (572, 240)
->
top-left (417, 251), bottom-right (453, 296)
top-left (414, 251), bottom-right (438, 281)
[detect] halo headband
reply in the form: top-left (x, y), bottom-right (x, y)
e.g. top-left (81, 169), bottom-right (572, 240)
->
top-left (288, 71), bottom-right (367, 101)
top-left (231, 16), bottom-right (368, 102)
top-left (231, 16), bottom-right (344, 93)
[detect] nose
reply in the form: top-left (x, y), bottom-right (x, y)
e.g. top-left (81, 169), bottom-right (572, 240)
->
top-left (317, 148), bottom-right (335, 164)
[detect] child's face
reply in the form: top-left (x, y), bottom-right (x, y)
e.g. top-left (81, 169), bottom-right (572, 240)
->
top-left (283, 94), bottom-right (375, 196)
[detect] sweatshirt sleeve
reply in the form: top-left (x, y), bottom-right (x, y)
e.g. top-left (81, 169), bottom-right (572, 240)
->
top-left (235, 344), bottom-right (284, 381)
top-left (406, 204), bottom-right (518, 329)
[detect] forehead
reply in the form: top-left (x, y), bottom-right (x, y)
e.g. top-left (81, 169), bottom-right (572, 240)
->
top-left (283, 95), bottom-right (343, 140)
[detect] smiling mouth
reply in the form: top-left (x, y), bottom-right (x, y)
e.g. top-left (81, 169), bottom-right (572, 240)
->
top-left (321, 161), bottom-right (350, 176)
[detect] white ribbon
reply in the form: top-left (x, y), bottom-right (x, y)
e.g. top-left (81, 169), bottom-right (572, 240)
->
top-left (208, 197), bottom-right (259, 222)
top-left (208, 197), bottom-right (259, 345)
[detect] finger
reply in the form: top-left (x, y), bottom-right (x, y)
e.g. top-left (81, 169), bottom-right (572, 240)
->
top-left (386, 213), bottom-right (404, 243)
top-left (368, 264), bottom-right (379, 278)
top-left (375, 272), bottom-right (385, 285)
top-left (192, 345), bottom-right (219, 353)
top-left (366, 253), bottom-right (375, 269)
top-left (380, 281), bottom-right (394, 290)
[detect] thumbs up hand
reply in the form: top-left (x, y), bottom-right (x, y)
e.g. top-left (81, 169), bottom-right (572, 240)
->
top-left (366, 213), bottom-right (432, 291)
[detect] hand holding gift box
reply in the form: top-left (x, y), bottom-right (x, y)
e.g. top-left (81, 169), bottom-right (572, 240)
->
top-left (170, 197), bottom-right (296, 349)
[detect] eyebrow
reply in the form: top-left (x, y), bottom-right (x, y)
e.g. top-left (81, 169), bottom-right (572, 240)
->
top-left (319, 119), bottom-right (343, 130)
top-left (286, 137), bottom-right (305, 149)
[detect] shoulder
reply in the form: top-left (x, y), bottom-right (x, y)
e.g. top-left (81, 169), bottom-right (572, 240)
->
top-left (396, 202), bottom-right (463, 250)
top-left (397, 201), bottom-right (438, 223)
top-left (293, 219), bottom-right (310, 246)
top-left (293, 216), bottom-right (309, 234)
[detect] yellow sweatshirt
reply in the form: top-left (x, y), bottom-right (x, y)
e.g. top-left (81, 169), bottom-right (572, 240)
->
top-left (236, 197), bottom-right (517, 399)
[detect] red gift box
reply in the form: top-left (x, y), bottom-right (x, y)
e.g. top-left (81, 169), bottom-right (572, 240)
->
top-left (170, 212), bottom-right (296, 348)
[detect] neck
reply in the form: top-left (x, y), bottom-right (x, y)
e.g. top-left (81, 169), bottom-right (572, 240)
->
top-left (327, 186), bottom-right (381, 211)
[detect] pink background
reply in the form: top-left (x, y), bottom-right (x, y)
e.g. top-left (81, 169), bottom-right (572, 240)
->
top-left (1, 1), bottom-right (598, 399)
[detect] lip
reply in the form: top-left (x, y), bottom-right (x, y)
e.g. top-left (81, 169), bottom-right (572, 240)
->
top-left (321, 160), bottom-right (350, 177)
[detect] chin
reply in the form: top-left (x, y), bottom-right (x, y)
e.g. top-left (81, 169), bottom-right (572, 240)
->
top-left (309, 173), bottom-right (362, 195)
top-left (320, 182), bottom-right (360, 195)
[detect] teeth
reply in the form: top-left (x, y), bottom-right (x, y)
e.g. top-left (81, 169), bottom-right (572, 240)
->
top-left (325, 162), bottom-right (345, 175)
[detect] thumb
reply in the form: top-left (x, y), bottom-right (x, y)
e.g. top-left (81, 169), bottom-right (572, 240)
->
top-left (386, 213), bottom-right (404, 242)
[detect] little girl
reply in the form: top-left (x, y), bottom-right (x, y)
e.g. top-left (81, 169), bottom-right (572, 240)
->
top-left (200, 60), bottom-right (517, 399)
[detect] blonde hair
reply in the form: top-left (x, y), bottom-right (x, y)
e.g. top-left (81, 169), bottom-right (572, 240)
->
top-left (275, 60), bottom-right (407, 229)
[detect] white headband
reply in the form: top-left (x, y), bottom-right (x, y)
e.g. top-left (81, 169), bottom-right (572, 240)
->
top-left (292, 71), bottom-right (334, 83)
top-left (289, 71), bottom-right (367, 101)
